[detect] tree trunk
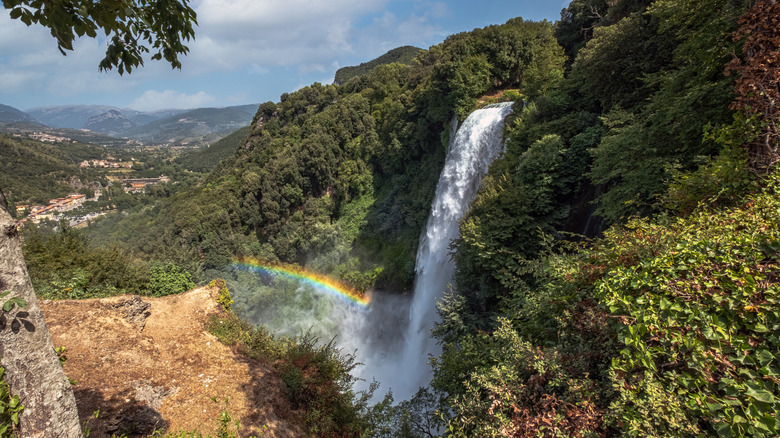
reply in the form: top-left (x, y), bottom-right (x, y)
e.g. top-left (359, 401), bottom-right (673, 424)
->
top-left (0, 198), bottom-right (82, 436)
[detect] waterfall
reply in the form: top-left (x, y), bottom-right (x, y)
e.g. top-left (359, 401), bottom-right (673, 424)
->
top-left (229, 102), bottom-right (515, 403)
top-left (367, 102), bottom-right (514, 400)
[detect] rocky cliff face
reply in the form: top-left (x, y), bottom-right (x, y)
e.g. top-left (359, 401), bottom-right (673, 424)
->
top-left (0, 195), bottom-right (82, 437)
top-left (84, 110), bottom-right (138, 136)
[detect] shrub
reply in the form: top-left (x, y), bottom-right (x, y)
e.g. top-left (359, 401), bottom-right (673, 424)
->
top-left (209, 279), bottom-right (234, 312)
top-left (148, 263), bottom-right (194, 297)
top-left (0, 366), bottom-right (23, 438)
top-left (593, 175), bottom-right (780, 436)
top-left (206, 312), bottom-right (373, 437)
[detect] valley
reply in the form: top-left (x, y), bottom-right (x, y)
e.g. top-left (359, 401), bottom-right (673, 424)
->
top-left (1, 0), bottom-right (779, 437)
top-left (0, 103), bottom-right (258, 150)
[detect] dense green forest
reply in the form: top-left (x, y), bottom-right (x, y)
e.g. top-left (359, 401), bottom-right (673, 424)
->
top-left (85, 16), bottom-right (564, 290)
top-left (334, 46), bottom-right (425, 85)
top-left (176, 126), bottom-right (252, 172)
top-left (15, 0), bottom-right (780, 435)
top-left (0, 135), bottom-right (102, 205)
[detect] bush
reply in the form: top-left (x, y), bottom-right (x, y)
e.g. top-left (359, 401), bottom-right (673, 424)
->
top-left (209, 279), bottom-right (233, 312)
top-left (596, 180), bottom-right (780, 436)
top-left (434, 172), bottom-right (780, 437)
top-left (148, 263), bottom-right (194, 297)
top-left (22, 224), bottom-right (149, 299)
top-left (206, 312), bottom-right (374, 437)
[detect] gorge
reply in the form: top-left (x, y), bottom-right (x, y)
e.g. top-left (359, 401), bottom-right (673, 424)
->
top-left (6, 1), bottom-right (779, 435)
top-left (229, 102), bottom-right (515, 402)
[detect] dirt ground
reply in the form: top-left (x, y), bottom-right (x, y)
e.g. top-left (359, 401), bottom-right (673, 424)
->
top-left (39, 286), bottom-right (304, 437)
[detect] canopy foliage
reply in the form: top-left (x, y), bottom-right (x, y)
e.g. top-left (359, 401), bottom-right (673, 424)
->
top-left (2, 0), bottom-right (197, 73)
top-left (11, 0), bottom-right (780, 435)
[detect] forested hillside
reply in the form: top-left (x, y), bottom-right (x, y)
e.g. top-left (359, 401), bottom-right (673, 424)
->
top-left (18, 0), bottom-right (780, 436)
top-left (334, 46), bottom-right (424, 85)
top-left (176, 126), bottom-right (251, 172)
top-left (431, 0), bottom-right (780, 436)
top-left (87, 17), bottom-right (564, 291)
top-left (0, 135), bottom-right (102, 205)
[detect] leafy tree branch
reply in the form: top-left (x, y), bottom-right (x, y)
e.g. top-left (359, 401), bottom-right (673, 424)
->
top-left (2, 0), bottom-right (197, 74)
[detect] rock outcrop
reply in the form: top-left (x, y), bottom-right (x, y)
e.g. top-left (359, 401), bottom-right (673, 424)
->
top-left (0, 191), bottom-right (83, 437)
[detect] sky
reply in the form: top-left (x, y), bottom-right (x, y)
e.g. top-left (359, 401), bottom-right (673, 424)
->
top-left (0, 1), bottom-right (568, 112)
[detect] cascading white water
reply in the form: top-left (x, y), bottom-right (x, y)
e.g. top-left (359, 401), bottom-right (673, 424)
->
top-left (360, 102), bottom-right (515, 400)
top-left (230, 102), bottom-right (514, 403)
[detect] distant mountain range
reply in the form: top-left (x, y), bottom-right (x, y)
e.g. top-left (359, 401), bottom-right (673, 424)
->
top-left (0, 104), bottom-right (38, 124)
top-left (3, 43), bottom-right (426, 147)
top-left (119, 105), bottom-right (258, 145)
top-left (0, 103), bottom-right (259, 147)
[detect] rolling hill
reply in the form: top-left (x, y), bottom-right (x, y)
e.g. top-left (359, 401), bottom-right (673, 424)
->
top-left (176, 125), bottom-right (251, 172)
top-left (333, 46), bottom-right (424, 84)
top-left (0, 133), bottom-right (106, 204)
top-left (23, 104), bottom-right (258, 146)
top-left (0, 104), bottom-right (37, 123)
top-left (120, 105), bottom-right (258, 145)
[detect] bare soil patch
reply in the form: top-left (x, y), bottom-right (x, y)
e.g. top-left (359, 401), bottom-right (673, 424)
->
top-left (40, 286), bottom-right (303, 437)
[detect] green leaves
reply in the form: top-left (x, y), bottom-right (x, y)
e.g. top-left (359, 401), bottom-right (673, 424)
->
top-left (0, 292), bottom-right (26, 313)
top-left (744, 382), bottom-right (776, 404)
top-left (0, 365), bottom-right (24, 438)
top-left (3, 0), bottom-right (197, 74)
top-left (22, 224), bottom-right (150, 300)
top-left (147, 262), bottom-right (194, 297)
top-left (595, 177), bottom-right (780, 436)
top-left (445, 162), bottom-right (780, 437)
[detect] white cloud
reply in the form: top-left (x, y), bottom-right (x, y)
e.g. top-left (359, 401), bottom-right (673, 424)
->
top-left (0, 14), bottom-right (149, 106)
top-left (1, 0), bottom-right (449, 109)
top-left (0, 15), bottom-right (51, 56)
top-left (427, 2), bottom-right (449, 19)
top-left (129, 90), bottom-right (216, 111)
top-left (249, 64), bottom-right (270, 75)
top-left (197, 0), bottom-right (387, 35)
top-left (226, 92), bottom-right (250, 103)
top-left (353, 5), bottom-right (442, 55)
top-left (183, 0), bottom-right (398, 75)
top-left (0, 70), bottom-right (46, 91)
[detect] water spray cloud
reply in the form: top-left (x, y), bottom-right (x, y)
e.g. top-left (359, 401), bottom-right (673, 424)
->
top-left (232, 258), bottom-right (371, 309)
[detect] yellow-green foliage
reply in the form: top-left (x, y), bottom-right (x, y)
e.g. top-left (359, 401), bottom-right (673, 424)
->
top-left (209, 279), bottom-right (233, 312)
top-left (206, 313), bottom-right (373, 437)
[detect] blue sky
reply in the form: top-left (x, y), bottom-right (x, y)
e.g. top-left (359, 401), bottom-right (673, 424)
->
top-left (0, 1), bottom-right (568, 112)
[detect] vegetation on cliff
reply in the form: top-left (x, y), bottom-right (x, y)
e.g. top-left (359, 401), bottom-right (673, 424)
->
top-left (425, 0), bottom-right (780, 436)
top-left (334, 46), bottom-right (424, 85)
top-left (85, 16), bottom-right (565, 293)
top-left (6, 0), bottom-right (780, 436)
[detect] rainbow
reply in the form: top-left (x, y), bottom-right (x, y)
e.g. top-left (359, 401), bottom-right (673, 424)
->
top-left (232, 258), bottom-right (370, 308)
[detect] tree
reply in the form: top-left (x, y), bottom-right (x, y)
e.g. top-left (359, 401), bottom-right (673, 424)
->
top-left (0, 192), bottom-right (82, 436)
top-left (555, 0), bottom-right (609, 64)
top-left (0, 1), bottom-right (197, 432)
top-left (726, 0), bottom-right (780, 172)
top-left (2, 0), bottom-right (197, 74)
